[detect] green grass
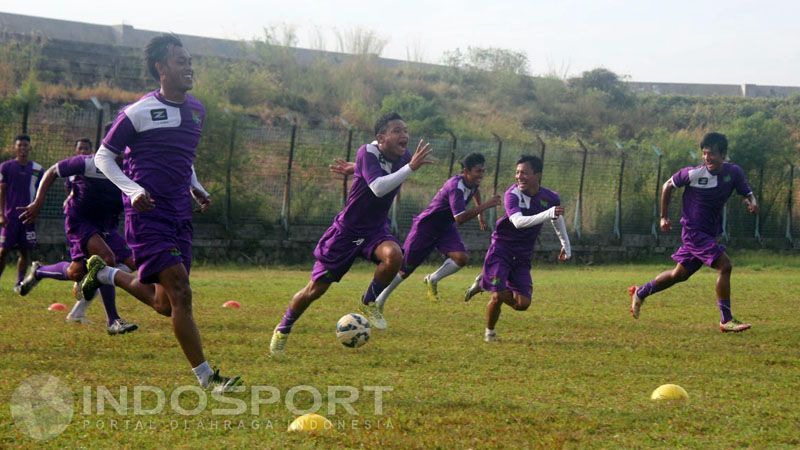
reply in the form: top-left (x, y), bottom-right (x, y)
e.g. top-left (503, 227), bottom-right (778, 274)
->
top-left (1, 259), bottom-right (798, 448)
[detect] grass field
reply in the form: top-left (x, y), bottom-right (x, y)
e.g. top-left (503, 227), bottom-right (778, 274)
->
top-left (1, 254), bottom-right (799, 448)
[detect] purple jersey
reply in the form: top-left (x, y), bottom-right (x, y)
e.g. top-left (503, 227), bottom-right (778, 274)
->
top-left (671, 162), bottom-right (752, 236)
top-left (414, 175), bottom-right (476, 228)
top-left (102, 90), bottom-right (204, 220)
top-left (0, 159), bottom-right (44, 219)
top-left (490, 184), bottom-right (561, 260)
top-left (57, 155), bottom-right (123, 226)
top-left (333, 143), bottom-right (411, 234)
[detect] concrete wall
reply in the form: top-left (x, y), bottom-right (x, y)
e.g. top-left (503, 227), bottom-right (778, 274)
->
top-left (2, 11), bottom-right (798, 98)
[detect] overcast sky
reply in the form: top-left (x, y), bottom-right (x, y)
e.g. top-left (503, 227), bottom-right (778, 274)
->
top-left (3, 0), bottom-right (799, 85)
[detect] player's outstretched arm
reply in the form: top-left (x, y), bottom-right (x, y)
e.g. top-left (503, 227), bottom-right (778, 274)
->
top-left (510, 206), bottom-right (565, 229)
top-left (329, 159), bottom-right (355, 177)
top-left (19, 164), bottom-right (59, 224)
top-left (473, 189), bottom-right (488, 231)
top-left (95, 145), bottom-right (155, 212)
top-left (369, 139), bottom-right (434, 197)
top-left (659, 179), bottom-right (676, 232)
top-left (455, 194), bottom-right (501, 226)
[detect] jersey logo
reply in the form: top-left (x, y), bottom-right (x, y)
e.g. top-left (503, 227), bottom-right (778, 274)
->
top-left (191, 110), bottom-right (202, 124)
top-left (352, 238), bottom-right (365, 246)
top-left (150, 109), bottom-right (168, 121)
top-left (539, 199), bottom-right (549, 208)
top-left (169, 248), bottom-right (182, 257)
top-left (723, 175), bottom-right (731, 183)
top-left (698, 177), bottom-right (708, 185)
top-left (491, 277), bottom-right (501, 286)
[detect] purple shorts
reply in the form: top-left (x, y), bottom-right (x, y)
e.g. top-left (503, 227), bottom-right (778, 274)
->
top-left (671, 228), bottom-right (726, 275)
top-left (65, 215), bottom-right (131, 263)
top-left (125, 214), bottom-right (192, 284)
top-left (402, 219), bottom-right (466, 274)
top-left (311, 224), bottom-right (399, 283)
top-left (480, 242), bottom-right (533, 299)
top-left (0, 217), bottom-right (36, 250)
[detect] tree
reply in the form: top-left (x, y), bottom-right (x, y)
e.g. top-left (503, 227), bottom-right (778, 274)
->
top-left (380, 92), bottom-right (446, 136)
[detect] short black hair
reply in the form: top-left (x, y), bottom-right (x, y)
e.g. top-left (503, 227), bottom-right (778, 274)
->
top-left (145, 33), bottom-right (184, 81)
top-left (700, 132), bottom-right (728, 156)
top-left (461, 152), bottom-right (485, 171)
top-left (517, 155), bottom-right (543, 174)
top-left (15, 134), bottom-right (30, 143)
top-left (374, 112), bottom-right (404, 136)
top-left (75, 137), bottom-right (92, 147)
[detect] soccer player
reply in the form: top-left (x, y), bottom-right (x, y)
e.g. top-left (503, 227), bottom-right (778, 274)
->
top-left (628, 132), bottom-right (758, 332)
top-left (463, 155), bottom-right (571, 343)
top-left (75, 33), bottom-right (240, 391)
top-left (269, 112), bottom-right (433, 356)
top-left (372, 152), bottom-right (500, 316)
top-left (18, 147), bottom-right (138, 335)
top-left (0, 134), bottom-right (43, 293)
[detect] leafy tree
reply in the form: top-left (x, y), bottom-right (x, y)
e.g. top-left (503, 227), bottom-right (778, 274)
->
top-left (379, 92), bottom-right (446, 135)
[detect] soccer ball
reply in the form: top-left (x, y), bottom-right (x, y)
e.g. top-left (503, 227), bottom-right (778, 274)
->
top-left (336, 313), bottom-right (371, 348)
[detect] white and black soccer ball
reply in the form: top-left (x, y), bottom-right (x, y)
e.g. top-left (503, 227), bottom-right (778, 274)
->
top-left (336, 313), bottom-right (371, 348)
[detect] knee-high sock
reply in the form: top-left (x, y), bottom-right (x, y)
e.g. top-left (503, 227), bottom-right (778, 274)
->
top-left (376, 274), bottom-right (404, 309)
top-left (35, 262), bottom-right (70, 281)
top-left (362, 278), bottom-right (388, 305)
top-left (99, 284), bottom-right (120, 325)
top-left (717, 298), bottom-right (733, 323)
top-left (428, 258), bottom-right (462, 283)
top-left (276, 307), bottom-right (301, 334)
top-left (636, 280), bottom-right (660, 300)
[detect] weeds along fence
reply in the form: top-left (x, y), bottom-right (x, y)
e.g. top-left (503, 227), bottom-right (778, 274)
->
top-left (1, 104), bottom-right (797, 258)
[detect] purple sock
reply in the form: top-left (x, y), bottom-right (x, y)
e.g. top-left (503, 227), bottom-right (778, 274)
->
top-left (362, 278), bottom-right (388, 305)
top-left (35, 262), bottom-right (70, 281)
top-left (276, 307), bottom-right (301, 334)
top-left (99, 285), bottom-right (120, 325)
top-left (636, 280), bottom-right (660, 300)
top-left (717, 299), bottom-right (732, 323)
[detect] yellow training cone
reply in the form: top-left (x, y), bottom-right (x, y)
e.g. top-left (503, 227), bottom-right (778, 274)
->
top-left (287, 413), bottom-right (333, 432)
top-left (651, 384), bottom-right (689, 401)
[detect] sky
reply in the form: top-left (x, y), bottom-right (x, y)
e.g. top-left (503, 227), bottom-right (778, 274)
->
top-left (3, 0), bottom-right (799, 86)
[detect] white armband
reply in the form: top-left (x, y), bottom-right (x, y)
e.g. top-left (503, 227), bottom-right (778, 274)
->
top-left (190, 165), bottom-right (209, 198)
top-left (509, 207), bottom-right (556, 229)
top-left (551, 215), bottom-right (572, 259)
top-left (368, 164), bottom-right (413, 197)
top-left (95, 146), bottom-right (146, 202)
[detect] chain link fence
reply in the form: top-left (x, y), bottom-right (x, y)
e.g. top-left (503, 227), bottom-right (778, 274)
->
top-left (1, 104), bottom-right (797, 253)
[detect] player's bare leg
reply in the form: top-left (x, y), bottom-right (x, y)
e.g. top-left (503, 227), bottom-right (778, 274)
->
top-left (711, 253), bottom-right (749, 332)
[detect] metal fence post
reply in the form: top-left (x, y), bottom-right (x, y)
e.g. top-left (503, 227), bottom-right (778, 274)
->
top-left (21, 101), bottom-right (29, 134)
top-left (90, 96), bottom-right (104, 149)
top-left (786, 164), bottom-right (794, 244)
top-left (280, 124), bottom-right (298, 232)
top-left (536, 134), bottom-right (546, 183)
top-left (575, 139), bottom-right (590, 240)
top-left (225, 117), bottom-right (237, 231)
top-left (755, 164), bottom-right (764, 242)
top-left (342, 128), bottom-right (353, 207)
top-left (490, 133), bottom-right (503, 229)
top-left (651, 146), bottom-right (663, 243)
top-left (614, 142), bottom-right (625, 240)
top-left (446, 130), bottom-right (457, 177)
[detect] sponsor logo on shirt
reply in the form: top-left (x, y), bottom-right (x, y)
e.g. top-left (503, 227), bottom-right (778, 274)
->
top-left (150, 109), bottom-right (168, 121)
top-left (191, 110), bottom-right (202, 125)
top-left (539, 199), bottom-right (549, 208)
top-left (698, 177), bottom-right (709, 185)
top-left (723, 175), bottom-right (731, 183)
